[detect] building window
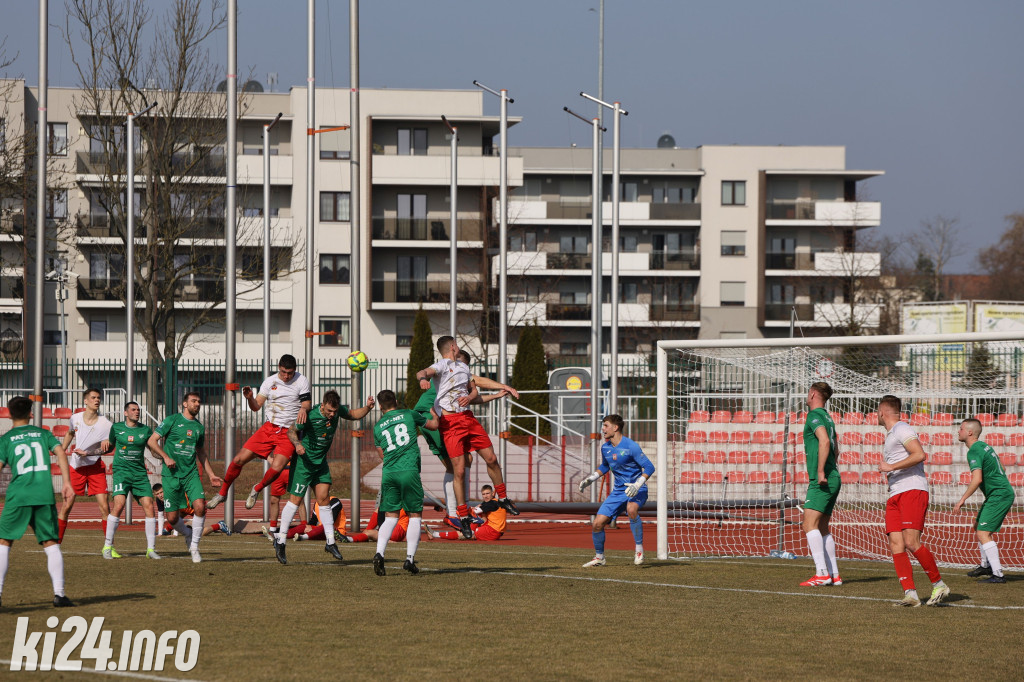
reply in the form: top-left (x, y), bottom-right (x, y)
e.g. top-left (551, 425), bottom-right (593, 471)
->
top-left (721, 181), bottom-right (746, 206)
top-left (397, 128), bottom-right (427, 156)
top-left (603, 282), bottom-right (638, 304)
top-left (720, 281), bottom-right (745, 306)
top-left (509, 231), bottom-right (537, 251)
top-left (621, 182), bottom-right (638, 202)
top-left (721, 231), bottom-right (746, 256)
top-left (43, 314), bottom-right (66, 345)
top-left (89, 318), bottom-right (107, 341)
top-left (319, 254), bottom-right (350, 284)
top-left (318, 317), bottom-right (350, 347)
top-left (560, 235), bottom-right (588, 254)
top-left (320, 126), bottom-right (350, 159)
top-left (46, 189), bottom-right (68, 220)
top-left (560, 342), bottom-right (588, 356)
top-left (396, 316), bottom-right (414, 347)
top-left (47, 122), bottom-right (68, 156)
top-left (320, 191), bottom-right (350, 222)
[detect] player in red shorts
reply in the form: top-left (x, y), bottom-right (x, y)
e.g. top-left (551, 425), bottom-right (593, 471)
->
top-left (208, 355), bottom-right (311, 510)
top-left (416, 335), bottom-right (518, 539)
top-left (348, 508), bottom-right (410, 543)
top-left (877, 394), bottom-right (949, 607)
top-left (428, 485), bottom-right (506, 541)
top-left (57, 387), bottom-right (113, 545)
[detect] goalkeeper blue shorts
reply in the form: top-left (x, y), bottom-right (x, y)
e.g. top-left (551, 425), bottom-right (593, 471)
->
top-left (598, 488), bottom-right (648, 519)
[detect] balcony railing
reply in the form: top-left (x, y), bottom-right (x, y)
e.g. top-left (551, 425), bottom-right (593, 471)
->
top-left (371, 144), bottom-right (520, 158)
top-left (1, 213), bottom-right (26, 235)
top-left (75, 150), bottom-right (143, 175)
top-left (77, 278), bottom-right (125, 302)
top-left (76, 215), bottom-right (225, 240)
top-left (371, 217), bottom-right (483, 242)
top-left (765, 303), bottom-right (813, 321)
top-left (650, 302), bottom-right (699, 322)
top-left (547, 253), bottom-right (591, 270)
top-left (765, 252), bottom-right (814, 270)
top-left (648, 203), bottom-right (701, 220)
top-left (174, 279), bottom-right (225, 302)
top-left (0, 277), bottom-right (23, 300)
top-left (371, 279), bottom-right (484, 304)
top-left (547, 303), bottom-right (591, 321)
top-left (765, 201), bottom-right (818, 220)
top-left (650, 249), bottom-right (700, 271)
top-left (77, 277), bottom-right (225, 302)
top-left (545, 203), bottom-right (593, 220)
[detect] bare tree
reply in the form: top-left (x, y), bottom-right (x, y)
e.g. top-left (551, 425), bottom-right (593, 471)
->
top-left (909, 215), bottom-right (964, 302)
top-left (977, 213), bottom-right (1024, 301)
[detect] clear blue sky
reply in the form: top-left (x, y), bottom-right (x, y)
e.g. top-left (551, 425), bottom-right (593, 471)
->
top-left (4, 0), bottom-right (1022, 271)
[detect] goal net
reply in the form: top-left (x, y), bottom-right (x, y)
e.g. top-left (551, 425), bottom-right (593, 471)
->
top-left (655, 332), bottom-right (1024, 568)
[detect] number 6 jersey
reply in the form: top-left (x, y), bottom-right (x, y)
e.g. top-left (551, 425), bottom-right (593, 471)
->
top-left (0, 425), bottom-right (62, 506)
top-left (373, 409), bottom-right (428, 472)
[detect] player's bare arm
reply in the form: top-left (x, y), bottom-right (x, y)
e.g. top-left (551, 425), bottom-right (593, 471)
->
top-left (878, 438), bottom-right (926, 472)
top-left (375, 446), bottom-right (385, 461)
top-left (60, 429), bottom-right (74, 452)
top-left (345, 395), bottom-right (376, 421)
top-left (416, 367), bottom-right (438, 384)
top-left (296, 399), bottom-right (312, 425)
top-left (52, 444), bottom-right (74, 505)
top-left (243, 385), bottom-right (267, 412)
top-left (471, 375), bottom-right (519, 399)
top-left (286, 425), bottom-right (306, 456)
top-left (457, 381), bottom-right (481, 408)
top-left (146, 431), bottom-right (177, 470)
top-left (471, 389), bottom-right (507, 405)
top-left (953, 468), bottom-right (984, 513)
top-left (815, 425), bottom-right (829, 485)
top-left (197, 447), bottom-right (224, 488)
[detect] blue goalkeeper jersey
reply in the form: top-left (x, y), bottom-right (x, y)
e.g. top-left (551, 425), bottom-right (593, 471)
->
top-left (599, 436), bottom-right (655, 493)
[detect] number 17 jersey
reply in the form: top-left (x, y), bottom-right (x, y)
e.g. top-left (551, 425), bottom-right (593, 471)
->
top-left (373, 409), bottom-right (427, 472)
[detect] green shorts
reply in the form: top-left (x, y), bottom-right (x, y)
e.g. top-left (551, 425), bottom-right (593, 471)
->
top-left (112, 465), bottom-right (154, 499)
top-left (380, 468), bottom-right (423, 514)
top-left (290, 455), bottom-right (332, 497)
top-left (162, 468), bottom-right (205, 512)
top-left (804, 472), bottom-right (842, 515)
top-left (0, 503), bottom-right (59, 543)
top-left (976, 491), bottom-right (1016, 533)
top-left (421, 423), bottom-right (448, 462)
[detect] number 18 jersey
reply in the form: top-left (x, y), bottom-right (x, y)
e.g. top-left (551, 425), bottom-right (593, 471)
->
top-left (0, 426), bottom-right (61, 506)
top-left (373, 409), bottom-right (427, 472)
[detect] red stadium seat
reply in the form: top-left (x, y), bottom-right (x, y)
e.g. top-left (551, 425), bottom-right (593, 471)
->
top-left (771, 451), bottom-right (786, 464)
top-left (706, 450), bottom-right (727, 464)
top-left (679, 471), bottom-right (701, 484)
top-left (0, 407), bottom-right (9, 418)
top-left (773, 432), bottom-right (797, 445)
top-left (864, 432), bottom-right (885, 446)
top-left (838, 451), bottom-right (862, 465)
top-left (55, 407), bottom-right (73, 419)
top-left (1008, 433), bottom-right (1024, 447)
top-left (840, 471), bottom-right (860, 485)
top-left (975, 413), bottom-right (995, 427)
top-left (932, 412), bottom-right (955, 426)
top-left (748, 471), bottom-right (769, 484)
top-left (863, 451), bottom-right (883, 465)
top-left (727, 451), bottom-right (750, 464)
top-left (959, 471), bottom-right (973, 485)
top-left (839, 432), bottom-right (863, 446)
top-left (42, 424), bottom-right (51, 430)
top-left (754, 411), bottom-right (776, 424)
top-left (932, 433), bottom-right (954, 446)
top-left (928, 472), bottom-right (953, 485)
top-left (732, 411), bottom-right (753, 424)
top-left (999, 454), bottom-right (1017, 468)
top-left (41, 407), bottom-right (54, 418)
top-left (682, 450), bottom-right (704, 464)
top-left (710, 411), bottom-right (731, 424)
top-left (73, 407), bottom-right (85, 414)
top-left (908, 414), bottom-right (930, 426)
top-left (708, 431), bottom-right (730, 444)
top-left (751, 430), bottom-right (773, 444)
top-left (52, 425), bottom-right (70, 438)
top-left (996, 414), bottom-right (1018, 428)
top-left (776, 412), bottom-right (806, 424)
top-left (703, 471), bottom-right (723, 484)
top-left (749, 450), bottom-right (771, 464)
top-left (795, 472), bottom-right (809, 484)
top-left (793, 452), bottom-right (807, 464)
top-left (685, 430), bottom-right (708, 444)
top-left (841, 412), bottom-right (865, 425)
top-left (1008, 473), bottom-right (1024, 487)
top-left (725, 471), bottom-right (746, 484)
top-left (769, 471), bottom-right (792, 484)
top-left (861, 471), bottom-right (885, 485)
top-left (51, 464), bottom-right (63, 475)
top-left (689, 411), bottom-right (710, 423)
top-left (863, 412), bottom-right (878, 425)
top-left (987, 433), bottom-right (1006, 447)
top-left (929, 452), bottom-right (953, 466)
top-left (829, 411), bottom-right (842, 423)
top-left (729, 432), bottom-right (751, 445)
top-left (917, 433), bottom-right (930, 446)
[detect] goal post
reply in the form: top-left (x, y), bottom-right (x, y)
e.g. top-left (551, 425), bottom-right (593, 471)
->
top-left (656, 331), bottom-right (1024, 565)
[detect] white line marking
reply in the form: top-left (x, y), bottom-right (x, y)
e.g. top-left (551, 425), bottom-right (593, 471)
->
top-left (0, 660), bottom-right (202, 681)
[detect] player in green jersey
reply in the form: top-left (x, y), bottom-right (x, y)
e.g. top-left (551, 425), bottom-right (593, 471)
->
top-left (0, 396), bottom-right (76, 608)
top-left (146, 391), bottom-right (223, 563)
top-left (270, 390), bottom-right (374, 565)
top-left (102, 401), bottom-right (164, 560)
top-left (954, 418), bottom-right (1017, 583)
top-left (371, 389), bottom-right (439, 576)
top-left (799, 381), bottom-right (843, 587)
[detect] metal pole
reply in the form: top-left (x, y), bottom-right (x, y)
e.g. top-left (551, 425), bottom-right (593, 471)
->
top-left (224, 0), bottom-right (237, 529)
top-left (656, 343), bottom-right (667, 560)
top-left (262, 113), bottom-right (281, 522)
top-left (56, 259), bottom-right (68, 401)
top-left (589, 117), bottom-right (602, 502)
top-left (33, 0), bottom-right (47, 426)
top-left (127, 112), bottom-right (136, 404)
top-left (349, 0), bottom-right (362, 532)
top-left (597, 0), bottom-right (604, 126)
top-left (442, 116), bottom-right (457, 336)
top-left (609, 102), bottom-right (621, 413)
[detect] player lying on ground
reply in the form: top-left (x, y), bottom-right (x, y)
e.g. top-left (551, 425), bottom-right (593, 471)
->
top-left (799, 382), bottom-right (843, 587)
top-left (103, 401), bottom-right (163, 560)
top-left (416, 335), bottom-right (519, 540)
top-left (152, 485), bottom-right (232, 538)
top-left (876, 395), bottom-right (949, 606)
top-left (271, 390), bottom-right (374, 565)
top-left (579, 414), bottom-right (655, 567)
top-left (147, 391), bottom-right (224, 564)
top-left (348, 508), bottom-right (409, 543)
top-left (280, 497), bottom-right (348, 542)
top-left (0, 396), bottom-right (75, 608)
top-left (58, 387), bottom-right (113, 544)
top-left (954, 418), bottom-right (1016, 584)
top-left (428, 484), bottom-right (507, 541)
top-left (371, 389), bottom-right (439, 576)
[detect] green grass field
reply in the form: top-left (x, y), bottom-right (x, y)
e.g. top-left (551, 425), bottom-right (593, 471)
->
top-left (1, 532), bottom-right (1022, 681)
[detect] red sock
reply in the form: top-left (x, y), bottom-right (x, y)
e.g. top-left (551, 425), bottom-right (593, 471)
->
top-left (495, 483), bottom-right (507, 499)
top-left (253, 466), bottom-right (282, 494)
top-left (350, 532), bottom-right (369, 542)
top-left (58, 518), bottom-right (67, 543)
top-left (457, 504), bottom-right (469, 518)
top-left (438, 530), bottom-right (460, 540)
top-left (910, 545), bottom-right (942, 584)
top-left (893, 551), bottom-right (915, 591)
top-left (102, 518), bottom-right (107, 534)
top-left (219, 461), bottom-right (244, 496)
top-left (164, 522), bottom-right (173, 532)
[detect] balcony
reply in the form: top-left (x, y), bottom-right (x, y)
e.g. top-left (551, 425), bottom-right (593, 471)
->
top-left (174, 279), bottom-right (225, 302)
top-left (1, 213), bottom-right (26, 235)
top-left (371, 152), bottom-right (523, 187)
top-left (765, 252), bottom-right (813, 270)
top-left (78, 278), bottom-right (126, 302)
top-left (650, 303), bottom-right (700, 322)
top-left (548, 253), bottom-right (591, 270)
top-left (650, 249), bottom-right (700, 271)
top-left (371, 217), bottom-right (483, 243)
top-left (813, 251), bottom-right (881, 277)
top-left (503, 199), bottom-right (700, 222)
top-left (371, 279), bottom-right (484, 304)
top-left (75, 150), bottom-right (143, 176)
top-left (648, 203), bottom-right (701, 220)
top-left (77, 277), bottom-right (225, 303)
top-left (547, 303), bottom-right (591, 321)
top-left (0, 276), bottom-right (23, 300)
top-left (765, 200), bottom-right (881, 226)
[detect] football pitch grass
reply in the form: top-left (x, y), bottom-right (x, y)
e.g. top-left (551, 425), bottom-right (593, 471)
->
top-left (1, 532), bottom-right (1023, 681)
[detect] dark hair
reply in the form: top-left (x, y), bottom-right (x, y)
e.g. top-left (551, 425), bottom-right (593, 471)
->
top-left (278, 354), bottom-right (298, 370)
top-left (481, 484), bottom-right (493, 493)
top-left (603, 414), bottom-right (625, 433)
top-left (810, 381), bottom-right (833, 402)
top-left (182, 391), bottom-right (202, 404)
top-left (879, 395), bottom-right (902, 413)
top-left (456, 349), bottom-right (471, 364)
top-left (961, 417), bottom-right (983, 435)
top-left (83, 387), bottom-right (102, 400)
top-left (8, 396), bottom-right (32, 420)
top-left (322, 390), bottom-right (341, 408)
top-left (436, 335), bottom-right (455, 355)
top-left (152, 483), bottom-right (163, 493)
top-left (377, 389), bottom-right (398, 410)
top-left (124, 401), bottom-right (140, 411)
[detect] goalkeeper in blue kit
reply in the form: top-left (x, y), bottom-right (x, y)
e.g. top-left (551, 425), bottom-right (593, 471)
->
top-left (578, 414), bottom-right (656, 567)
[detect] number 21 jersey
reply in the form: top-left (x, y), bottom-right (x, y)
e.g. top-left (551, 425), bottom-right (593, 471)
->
top-left (0, 426), bottom-right (61, 506)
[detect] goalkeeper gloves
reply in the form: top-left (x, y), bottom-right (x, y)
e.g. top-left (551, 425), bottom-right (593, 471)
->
top-left (624, 477), bottom-right (647, 498)
top-left (578, 471), bottom-right (602, 492)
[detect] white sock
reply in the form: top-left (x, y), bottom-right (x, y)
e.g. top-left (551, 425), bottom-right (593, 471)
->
top-left (443, 473), bottom-right (457, 516)
top-left (0, 544), bottom-right (9, 596)
top-left (190, 515), bottom-right (205, 550)
top-left (824, 533), bottom-right (838, 577)
top-left (319, 504), bottom-right (336, 545)
top-left (376, 516), bottom-right (400, 557)
top-left (44, 544), bottom-right (65, 597)
top-left (407, 517), bottom-right (422, 560)
top-left (806, 529), bottom-right (827, 575)
top-left (982, 541), bottom-right (1003, 577)
top-left (144, 518), bottom-right (157, 551)
top-left (104, 514), bottom-right (119, 546)
top-left (277, 502), bottom-right (299, 544)
top-left (157, 511), bottom-right (165, 531)
top-left (979, 542), bottom-right (990, 567)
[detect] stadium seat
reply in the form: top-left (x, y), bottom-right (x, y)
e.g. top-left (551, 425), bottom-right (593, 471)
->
top-left (863, 451), bottom-right (883, 465)
top-left (685, 430), bottom-right (708, 444)
top-left (838, 451), bottom-right (862, 465)
top-left (751, 430), bottom-right (773, 444)
top-left (900, 412), bottom-right (910, 422)
top-left (73, 408), bottom-right (85, 414)
top-left (917, 433), bottom-right (930, 446)
top-left (748, 471), bottom-right (769, 484)
top-left (864, 432), bottom-right (884, 445)
top-left (689, 411), bottom-right (711, 423)
top-left (732, 410), bottom-right (753, 424)
top-left (861, 471), bottom-right (885, 485)
top-left (987, 433), bottom-right (1006, 447)
top-left (929, 452), bottom-right (953, 466)
top-left (776, 411), bottom-right (805, 424)
top-left (839, 432), bottom-right (863, 446)
top-left (1008, 433), bottom-right (1024, 447)
top-left (729, 432), bottom-right (751, 444)
top-left (708, 431), bottom-right (730, 444)
top-left (703, 471), bottom-right (723, 484)
top-left (51, 464), bottom-right (63, 475)
top-left (683, 450), bottom-right (704, 464)
top-left (52, 425), bottom-right (70, 438)
top-left (727, 450), bottom-right (749, 464)
top-left (996, 413), bottom-right (1018, 428)
top-left (932, 433), bottom-right (954, 446)
top-left (769, 471), bottom-right (792, 484)
top-left (841, 412), bottom-right (865, 425)
top-left (706, 450), bottom-right (727, 464)
top-left (829, 411), bottom-right (842, 423)
top-left (863, 411), bottom-right (878, 424)
top-left (840, 471), bottom-right (860, 485)
top-left (749, 450), bottom-right (771, 464)
top-left (42, 425), bottom-right (51, 430)
top-left (679, 471), bottom-right (701, 484)
top-left (932, 412), bottom-right (955, 426)
top-left (55, 407), bottom-right (73, 419)
top-left (725, 471), bottom-right (746, 484)
top-left (773, 432), bottom-right (797, 445)
top-left (710, 411), bottom-right (731, 423)
top-left (928, 472), bottom-right (953, 485)
top-left (754, 411), bottom-right (776, 424)
top-left (975, 413), bottom-right (995, 427)
top-left (795, 472), bottom-right (809, 484)
top-left (41, 408), bottom-right (54, 418)
top-left (959, 471), bottom-right (973, 485)
top-left (999, 453), bottom-right (1017, 468)
top-left (0, 407), bottom-right (9, 418)
top-left (909, 414), bottom-right (929, 426)
top-left (1008, 473), bottom-right (1024, 487)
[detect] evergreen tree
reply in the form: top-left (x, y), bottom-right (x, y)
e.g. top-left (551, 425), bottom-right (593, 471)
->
top-left (510, 323), bottom-right (550, 437)
top-left (404, 309), bottom-right (435, 409)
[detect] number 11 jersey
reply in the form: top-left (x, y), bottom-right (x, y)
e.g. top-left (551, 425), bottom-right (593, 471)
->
top-left (0, 426), bottom-right (62, 506)
top-left (373, 409), bottom-right (427, 472)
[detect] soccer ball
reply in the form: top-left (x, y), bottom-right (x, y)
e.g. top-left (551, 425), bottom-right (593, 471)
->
top-left (347, 350), bottom-right (369, 372)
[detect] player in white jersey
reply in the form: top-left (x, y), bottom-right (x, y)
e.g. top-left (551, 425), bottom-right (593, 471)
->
top-left (57, 387), bottom-right (113, 545)
top-left (416, 335), bottom-right (518, 539)
top-left (208, 354), bottom-right (312, 510)
top-left (876, 394), bottom-right (949, 607)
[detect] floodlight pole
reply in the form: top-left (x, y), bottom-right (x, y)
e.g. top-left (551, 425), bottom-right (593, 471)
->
top-left (474, 81), bottom-right (512, 472)
top-left (126, 101), bottom-right (155, 408)
top-left (224, 0), bottom-right (238, 530)
top-left (582, 93), bottom-right (627, 415)
top-left (33, 0), bottom-right (47, 426)
top-left (349, 0), bottom-right (362, 532)
top-left (262, 111), bottom-right (282, 521)
top-left (442, 115), bottom-right (457, 336)
top-left (565, 106), bottom-right (604, 500)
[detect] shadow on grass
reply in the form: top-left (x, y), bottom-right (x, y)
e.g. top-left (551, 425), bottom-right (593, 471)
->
top-left (2, 592), bottom-right (155, 614)
top-left (835, 576), bottom-right (888, 585)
